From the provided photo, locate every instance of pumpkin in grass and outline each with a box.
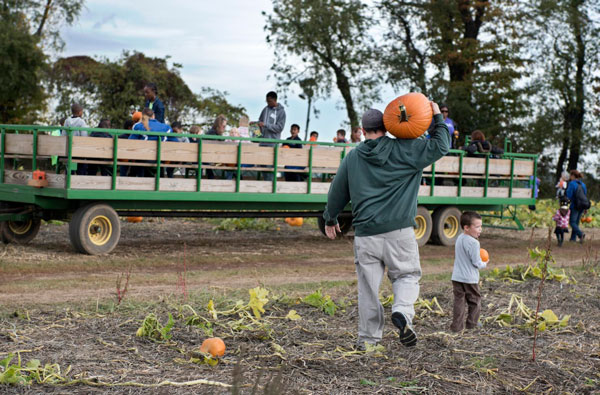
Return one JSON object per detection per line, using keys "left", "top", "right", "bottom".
{"left": 285, "top": 217, "right": 304, "bottom": 227}
{"left": 126, "top": 216, "right": 143, "bottom": 223}
{"left": 200, "top": 337, "right": 226, "bottom": 357}
{"left": 383, "top": 92, "right": 432, "bottom": 139}
{"left": 480, "top": 248, "right": 489, "bottom": 263}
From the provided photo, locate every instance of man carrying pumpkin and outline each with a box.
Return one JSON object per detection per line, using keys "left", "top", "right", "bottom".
{"left": 322, "top": 101, "right": 449, "bottom": 349}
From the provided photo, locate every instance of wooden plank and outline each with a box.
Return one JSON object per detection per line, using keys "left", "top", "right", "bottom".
{"left": 201, "top": 141, "right": 238, "bottom": 164}
{"left": 418, "top": 185, "right": 431, "bottom": 196}
{"left": 5, "top": 134, "right": 33, "bottom": 155}
{"left": 312, "top": 147, "right": 342, "bottom": 168}
{"left": 241, "top": 144, "right": 274, "bottom": 166}
{"left": 38, "top": 136, "right": 67, "bottom": 156}
{"left": 488, "top": 159, "right": 511, "bottom": 175}
{"left": 462, "top": 187, "right": 484, "bottom": 197}
{"left": 311, "top": 182, "right": 331, "bottom": 194}
{"left": 279, "top": 147, "right": 309, "bottom": 167}
{"left": 4, "top": 170, "right": 65, "bottom": 188}
{"left": 161, "top": 141, "right": 198, "bottom": 162}
{"left": 72, "top": 136, "right": 114, "bottom": 159}
{"left": 239, "top": 180, "right": 272, "bottom": 193}
{"left": 514, "top": 160, "right": 534, "bottom": 176}
{"left": 423, "top": 156, "right": 459, "bottom": 173}
{"left": 434, "top": 186, "right": 458, "bottom": 197}
{"left": 276, "top": 181, "right": 308, "bottom": 194}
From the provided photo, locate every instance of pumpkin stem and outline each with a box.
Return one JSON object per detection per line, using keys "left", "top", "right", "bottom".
{"left": 398, "top": 104, "right": 410, "bottom": 122}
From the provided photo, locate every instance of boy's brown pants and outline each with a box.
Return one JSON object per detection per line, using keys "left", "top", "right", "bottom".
{"left": 451, "top": 281, "right": 481, "bottom": 332}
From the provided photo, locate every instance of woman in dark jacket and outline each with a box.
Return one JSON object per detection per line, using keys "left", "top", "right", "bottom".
{"left": 464, "top": 130, "right": 504, "bottom": 157}
{"left": 566, "top": 169, "right": 587, "bottom": 243}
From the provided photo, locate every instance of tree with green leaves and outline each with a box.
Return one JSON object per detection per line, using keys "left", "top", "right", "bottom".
{"left": 0, "top": 4, "right": 47, "bottom": 123}
{"left": 264, "top": 0, "right": 380, "bottom": 127}
{"left": 380, "top": 0, "right": 531, "bottom": 142}
{"left": 526, "top": 0, "right": 600, "bottom": 179}
{"left": 49, "top": 52, "right": 247, "bottom": 128}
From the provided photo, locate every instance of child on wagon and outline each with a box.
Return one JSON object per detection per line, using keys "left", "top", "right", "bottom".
{"left": 451, "top": 211, "right": 488, "bottom": 332}
{"left": 552, "top": 203, "right": 570, "bottom": 247}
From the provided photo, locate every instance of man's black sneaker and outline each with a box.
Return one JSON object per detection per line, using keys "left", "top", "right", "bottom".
{"left": 391, "top": 312, "right": 417, "bottom": 347}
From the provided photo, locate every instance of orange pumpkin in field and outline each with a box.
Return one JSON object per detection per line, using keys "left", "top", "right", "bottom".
{"left": 383, "top": 92, "right": 432, "bottom": 139}
{"left": 285, "top": 217, "right": 304, "bottom": 227}
{"left": 126, "top": 216, "right": 143, "bottom": 223}
{"left": 480, "top": 248, "right": 489, "bottom": 263}
{"left": 200, "top": 337, "right": 226, "bottom": 357}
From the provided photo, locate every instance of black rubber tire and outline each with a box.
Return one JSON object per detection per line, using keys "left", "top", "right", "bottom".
{"left": 431, "top": 206, "right": 462, "bottom": 246}
{"left": 317, "top": 215, "right": 353, "bottom": 237}
{"left": 69, "top": 203, "right": 121, "bottom": 255}
{"left": 414, "top": 206, "right": 432, "bottom": 247}
{"left": 1, "top": 218, "right": 41, "bottom": 244}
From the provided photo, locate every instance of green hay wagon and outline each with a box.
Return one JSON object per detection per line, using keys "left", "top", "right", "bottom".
{"left": 0, "top": 125, "right": 537, "bottom": 254}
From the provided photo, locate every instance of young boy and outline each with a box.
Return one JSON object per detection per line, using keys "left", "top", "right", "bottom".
{"left": 334, "top": 129, "right": 348, "bottom": 143}
{"left": 284, "top": 124, "right": 303, "bottom": 181}
{"left": 552, "top": 203, "right": 570, "bottom": 247}
{"left": 62, "top": 103, "right": 88, "bottom": 137}
{"left": 451, "top": 211, "right": 488, "bottom": 332}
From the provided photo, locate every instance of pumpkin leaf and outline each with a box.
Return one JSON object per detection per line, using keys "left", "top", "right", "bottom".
{"left": 537, "top": 321, "right": 546, "bottom": 332}
{"left": 207, "top": 300, "right": 218, "bottom": 320}
{"left": 285, "top": 310, "right": 301, "bottom": 321}
{"left": 271, "top": 342, "right": 286, "bottom": 354}
{"left": 559, "top": 315, "right": 571, "bottom": 327}
{"left": 248, "top": 287, "right": 269, "bottom": 319}
{"left": 541, "top": 309, "right": 559, "bottom": 323}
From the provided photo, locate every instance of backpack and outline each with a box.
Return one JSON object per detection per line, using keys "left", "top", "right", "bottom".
{"left": 573, "top": 181, "right": 591, "bottom": 211}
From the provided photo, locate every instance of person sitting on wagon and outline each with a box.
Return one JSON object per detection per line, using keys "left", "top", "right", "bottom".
{"left": 128, "top": 108, "right": 174, "bottom": 177}
{"left": 333, "top": 129, "right": 348, "bottom": 143}
{"left": 463, "top": 130, "right": 504, "bottom": 157}
{"left": 88, "top": 119, "right": 113, "bottom": 176}
{"left": 283, "top": 124, "right": 304, "bottom": 182}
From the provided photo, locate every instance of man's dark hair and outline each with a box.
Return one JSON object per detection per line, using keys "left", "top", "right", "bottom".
{"left": 266, "top": 91, "right": 277, "bottom": 100}
{"left": 123, "top": 119, "right": 134, "bottom": 130}
{"left": 336, "top": 129, "right": 346, "bottom": 136}
{"left": 460, "top": 211, "right": 481, "bottom": 229}
{"left": 145, "top": 82, "right": 158, "bottom": 94}
{"left": 71, "top": 103, "right": 83, "bottom": 115}
{"left": 291, "top": 124, "right": 300, "bottom": 130}
{"left": 97, "top": 118, "right": 111, "bottom": 129}
{"left": 363, "top": 126, "right": 385, "bottom": 134}
{"left": 171, "top": 121, "right": 183, "bottom": 130}
{"left": 310, "top": 131, "right": 319, "bottom": 137}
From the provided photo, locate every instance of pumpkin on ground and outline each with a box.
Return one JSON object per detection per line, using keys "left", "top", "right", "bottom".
{"left": 285, "top": 217, "right": 304, "bottom": 227}
{"left": 480, "top": 248, "right": 489, "bottom": 263}
{"left": 383, "top": 92, "right": 432, "bottom": 139}
{"left": 200, "top": 337, "right": 226, "bottom": 357}
{"left": 126, "top": 216, "right": 143, "bottom": 223}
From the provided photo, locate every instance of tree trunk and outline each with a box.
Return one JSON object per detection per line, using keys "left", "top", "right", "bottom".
{"left": 35, "top": 0, "right": 53, "bottom": 37}
{"left": 334, "top": 70, "right": 359, "bottom": 128}
{"left": 566, "top": 2, "right": 585, "bottom": 171}
{"left": 555, "top": 134, "right": 570, "bottom": 181}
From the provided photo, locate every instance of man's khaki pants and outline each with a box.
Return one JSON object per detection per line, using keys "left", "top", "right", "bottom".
{"left": 354, "top": 227, "right": 422, "bottom": 344}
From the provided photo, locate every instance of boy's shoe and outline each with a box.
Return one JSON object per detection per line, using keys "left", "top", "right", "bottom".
{"left": 558, "top": 239, "right": 563, "bottom": 247}
{"left": 391, "top": 312, "right": 417, "bottom": 347}
{"left": 355, "top": 341, "right": 378, "bottom": 351}
{"left": 580, "top": 233, "right": 586, "bottom": 244}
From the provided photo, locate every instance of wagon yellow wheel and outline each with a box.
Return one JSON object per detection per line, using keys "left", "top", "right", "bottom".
{"left": 1, "top": 218, "right": 41, "bottom": 244}
{"left": 69, "top": 203, "right": 120, "bottom": 255}
{"left": 414, "top": 206, "right": 432, "bottom": 247}
{"left": 431, "top": 206, "right": 462, "bottom": 246}
{"left": 88, "top": 216, "right": 112, "bottom": 246}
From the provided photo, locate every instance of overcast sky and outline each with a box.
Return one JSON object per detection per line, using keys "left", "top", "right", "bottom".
{"left": 59, "top": 0, "right": 363, "bottom": 141}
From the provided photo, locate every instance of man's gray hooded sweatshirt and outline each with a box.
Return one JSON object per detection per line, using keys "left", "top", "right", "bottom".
{"left": 258, "top": 103, "right": 286, "bottom": 146}
{"left": 323, "top": 114, "right": 450, "bottom": 237}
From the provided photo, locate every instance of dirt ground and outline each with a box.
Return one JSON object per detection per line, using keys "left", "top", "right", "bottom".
{"left": 0, "top": 219, "right": 598, "bottom": 306}
{"left": 1, "top": 219, "right": 599, "bottom": 393}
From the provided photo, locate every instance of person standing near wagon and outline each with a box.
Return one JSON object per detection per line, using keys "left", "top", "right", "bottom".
{"left": 322, "top": 103, "right": 450, "bottom": 349}
{"left": 257, "top": 91, "right": 286, "bottom": 181}
{"left": 143, "top": 82, "right": 165, "bottom": 123}
{"left": 566, "top": 169, "right": 589, "bottom": 243}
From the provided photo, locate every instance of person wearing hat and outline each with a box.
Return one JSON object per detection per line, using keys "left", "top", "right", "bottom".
{"left": 322, "top": 102, "right": 450, "bottom": 350}
{"left": 552, "top": 203, "right": 570, "bottom": 247}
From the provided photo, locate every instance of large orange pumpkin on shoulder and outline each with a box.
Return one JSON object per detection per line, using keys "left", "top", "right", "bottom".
{"left": 383, "top": 92, "right": 432, "bottom": 139}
